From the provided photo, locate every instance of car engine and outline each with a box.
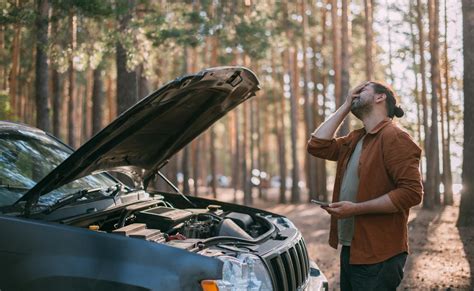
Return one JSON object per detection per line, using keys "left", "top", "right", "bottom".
{"left": 87, "top": 202, "right": 270, "bottom": 253}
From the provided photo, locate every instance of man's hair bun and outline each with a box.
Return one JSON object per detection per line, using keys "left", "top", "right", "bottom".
{"left": 394, "top": 106, "right": 404, "bottom": 118}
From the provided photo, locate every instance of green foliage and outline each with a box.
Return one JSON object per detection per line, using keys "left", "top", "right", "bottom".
{"left": 0, "top": 91, "right": 11, "bottom": 120}
{"left": 233, "top": 18, "right": 270, "bottom": 60}
{"left": 50, "top": 0, "right": 114, "bottom": 19}
{"left": 144, "top": 8, "right": 208, "bottom": 48}
{"left": 0, "top": 1, "right": 36, "bottom": 26}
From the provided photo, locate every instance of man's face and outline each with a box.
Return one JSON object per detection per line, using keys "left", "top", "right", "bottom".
{"left": 351, "top": 83, "right": 375, "bottom": 119}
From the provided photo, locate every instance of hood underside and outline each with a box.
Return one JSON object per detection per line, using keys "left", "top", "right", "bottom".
{"left": 21, "top": 67, "right": 259, "bottom": 205}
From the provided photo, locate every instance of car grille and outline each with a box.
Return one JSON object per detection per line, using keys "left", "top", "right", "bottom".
{"left": 267, "top": 238, "right": 310, "bottom": 291}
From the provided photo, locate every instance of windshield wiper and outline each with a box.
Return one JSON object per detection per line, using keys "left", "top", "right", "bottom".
{"left": 0, "top": 184, "right": 31, "bottom": 191}
{"left": 45, "top": 185, "right": 120, "bottom": 214}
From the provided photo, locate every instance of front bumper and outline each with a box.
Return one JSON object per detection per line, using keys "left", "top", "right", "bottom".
{"left": 304, "top": 261, "right": 329, "bottom": 291}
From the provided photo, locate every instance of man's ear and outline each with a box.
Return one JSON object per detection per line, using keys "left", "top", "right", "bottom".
{"left": 375, "top": 93, "right": 387, "bottom": 104}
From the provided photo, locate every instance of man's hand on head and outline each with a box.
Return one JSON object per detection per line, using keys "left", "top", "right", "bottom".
{"left": 322, "top": 201, "right": 359, "bottom": 219}
{"left": 344, "top": 81, "right": 369, "bottom": 109}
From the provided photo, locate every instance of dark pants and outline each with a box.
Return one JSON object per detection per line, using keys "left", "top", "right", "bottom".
{"left": 340, "top": 246, "right": 407, "bottom": 291}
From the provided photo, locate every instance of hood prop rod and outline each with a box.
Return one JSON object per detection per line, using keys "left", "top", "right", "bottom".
{"left": 156, "top": 171, "right": 197, "bottom": 208}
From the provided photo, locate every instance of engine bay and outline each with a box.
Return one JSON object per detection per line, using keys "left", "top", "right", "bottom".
{"left": 82, "top": 197, "right": 274, "bottom": 254}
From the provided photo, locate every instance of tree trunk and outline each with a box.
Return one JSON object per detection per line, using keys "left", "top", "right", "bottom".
{"left": 192, "top": 139, "right": 200, "bottom": 196}
{"left": 106, "top": 75, "right": 115, "bottom": 123}
{"left": 340, "top": 0, "right": 351, "bottom": 135}
{"left": 458, "top": 0, "right": 474, "bottom": 226}
{"left": 332, "top": 0, "right": 342, "bottom": 109}
{"left": 289, "top": 46, "right": 300, "bottom": 203}
{"left": 409, "top": 6, "right": 424, "bottom": 177}
{"left": 318, "top": 0, "right": 329, "bottom": 201}
{"left": 137, "top": 63, "right": 150, "bottom": 100}
{"left": 260, "top": 88, "right": 270, "bottom": 201}
{"left": 301, "top": 0, "right": 316, "bottom": 201}
{"left": 116, "top": 0, "right": 137, "bottom": 115}
{"left": 276, "top": 49, "right": 288, "bottom": 203}
{"left": 52, "top": 70, "right": 62, "bottom": 138}
{"left": 385, "top": 0, "right": 395, "bottom": 84}
{"left": 68, "top": 11, "right": 78, "bottom": 148}
{"left": 416, "top": 0, "right": 431, "bottom": 208}
{"left": 442, "top": 0, "right": 453, "bottom": 205}
{"left": 425, "top": 0, "right": 441, "bottom": 208}
{"left": 9, "top": 19, "right": 21, "bottom": 118}
{"left": 181, "top": 47, "right": 191, "bottom": 195}
{"left": 242, "top": 55, "right": 252, "bottom": 205}
{"left": 182, "top": 146, "right": 191, "bottom": 194}
{"left": 0, "top": 26, "right": 5, "bottom": 90}
{"left": 35, "top": 0, "right": 50, "bottom": 132}
{"left": 256, "top": 74, "right": 264, "bottom": 200}
{"left": 83, "top": 69, "right": 93, "bottom": 142}
{"left": 209, "top": 37, "right": 219, "bottom": 198}
{"left": 364, "top": 0, "right": 374, "bottom": 80}
{"left": 233, "top": 108, "right": 241, "bottom": 202}
{"left": 92, "top": 66, "right": 104, "bottom": 135}
{"left": 249, "top": 93, "right": 256, "bottom": 199}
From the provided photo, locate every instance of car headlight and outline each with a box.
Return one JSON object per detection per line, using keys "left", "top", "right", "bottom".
{"left": 201, "top": 253, "right": 273, "bottom": 291}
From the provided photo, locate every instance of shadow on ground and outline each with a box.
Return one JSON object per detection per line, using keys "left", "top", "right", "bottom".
{"left": 458, "top": 226, "right": 474, "bottom": 288}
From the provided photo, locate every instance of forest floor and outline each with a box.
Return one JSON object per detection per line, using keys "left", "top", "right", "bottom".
{"left": 203, "top": 188, "right": 474, "bottom": 290}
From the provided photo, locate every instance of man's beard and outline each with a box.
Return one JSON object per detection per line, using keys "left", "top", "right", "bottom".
{"left": 350, "top": 98, "right": 373, "bottom": 119}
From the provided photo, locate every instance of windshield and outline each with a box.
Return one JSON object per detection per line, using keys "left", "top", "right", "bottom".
{"left": 0, "top": 132, "right": 118, "bottom": 208}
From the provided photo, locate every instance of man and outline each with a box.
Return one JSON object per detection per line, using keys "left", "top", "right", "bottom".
{"left": 307, "top": 81, "right": 423, "bottom": 290}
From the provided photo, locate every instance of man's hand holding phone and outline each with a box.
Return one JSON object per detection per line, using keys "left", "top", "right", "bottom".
{"left": 311, "top": 199, "right": 330, "bottom": 207}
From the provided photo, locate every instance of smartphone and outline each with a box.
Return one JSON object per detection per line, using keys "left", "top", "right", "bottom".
{"left": 311, "top": 199, "right": 330, "bottom": 207}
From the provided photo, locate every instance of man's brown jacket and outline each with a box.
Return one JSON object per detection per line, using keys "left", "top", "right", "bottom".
{"left": 307, "top": 118, "right": 423, "bottom": 264}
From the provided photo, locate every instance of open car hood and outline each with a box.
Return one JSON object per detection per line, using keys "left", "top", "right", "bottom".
{"left": 21, "top": 67, "right": 259, "bottom": 206}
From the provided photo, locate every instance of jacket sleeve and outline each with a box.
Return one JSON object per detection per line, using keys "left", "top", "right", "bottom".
{"left": 384, "top": 131, "right": 424, "bottom": 211}
{"left": 306, "top": 134, "right": 352, "bottom": 162}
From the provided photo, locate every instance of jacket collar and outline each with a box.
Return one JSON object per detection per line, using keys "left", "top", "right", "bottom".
{"left": 364, "top": 117, "right": 392, "bottom": 135}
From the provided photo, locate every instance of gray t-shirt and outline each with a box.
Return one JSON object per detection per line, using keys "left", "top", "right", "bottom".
{"left": 338, "top": 136, "right": 365, "bottom": 246}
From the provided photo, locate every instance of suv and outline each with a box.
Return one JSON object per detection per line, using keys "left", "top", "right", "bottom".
{"left": 0, "top": 67, "right": 328, "bottom": 291}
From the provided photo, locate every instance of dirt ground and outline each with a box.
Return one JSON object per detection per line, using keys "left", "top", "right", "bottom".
{"left": 204, "top": 189, "right": 474, "bottom": 290}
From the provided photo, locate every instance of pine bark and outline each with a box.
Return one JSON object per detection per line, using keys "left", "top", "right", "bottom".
{"left": 9, "top": 19, "right": 21, "bottom": 118}
{"left": 84, "top": 69, "right": 93, "bottom": 142}
{"left": 317, "top": 0, "right": 329, "bottom": 201}
{"left": 0, "top": 26, "right": 5, "bottom": 90}
{"left": 442, "top": 0, "right": 453, "bottom": 205}
{"left": 35, "top": 0, "right": 50, "bottom": 132}
{"left": 273, "top": 49, "right": 287, "bottom": 204}
{"left": 106, "top": 75, "right": 115, "bottom": 123}
{"left": 426, "top": 0, "right": 441, "bottom": 208}
{"left": 137, "top": 63, "right": 150, "bottom": 100}
{"left": 340, "top": 0, "right": 351, "bottom": 135}
{"left": 385, "top": 0, "right": 395, "bottom": 84}
{"left": 52, "top": 70, "right": 62, "bottom": 138}
{"left": 416, "top": 0, "right": 430, "bottom": 144}
{"left": 409, "top": 6, "right": 424, "bottom": 176}
{"left": 364, "top": 0, "right": 374, "bottom": 80}
{"left": 116, "top": 0, "right": 137, "bottom": 115}
{"left": 181, "top": 47, "right": 191, "bottom": 195}
{"left": 332, "top": 0, "right": 342, "bottom": 109}
{"left": 289, "top": 46, "right": 301, "bottom": 203}
{"left": 92, "top": 66, "right": 104, "bottom": 135}
{"left": 242, "top": 55, "right": 252, "bottom": 205}
{"left": 68, "top": 11, "right": 78, "bottom": 148}
{"left": 416, "top": 0, "right": 431, "bottom": 203}
{"left": 301, "top": 0, "right": 316, "bottom": 201}
{"left": 233, "top": 108, "right": 241, "bottom": 202}
{"left": 209, "top": 37, "right": 219, "bottom": 198}
{"left": 458, "top": 0, "right": 474, "bottom": 226}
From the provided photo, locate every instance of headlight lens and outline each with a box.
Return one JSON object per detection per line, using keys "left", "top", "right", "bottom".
{"left": 215, "top": 253, "right": 273, "bottom": 290}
